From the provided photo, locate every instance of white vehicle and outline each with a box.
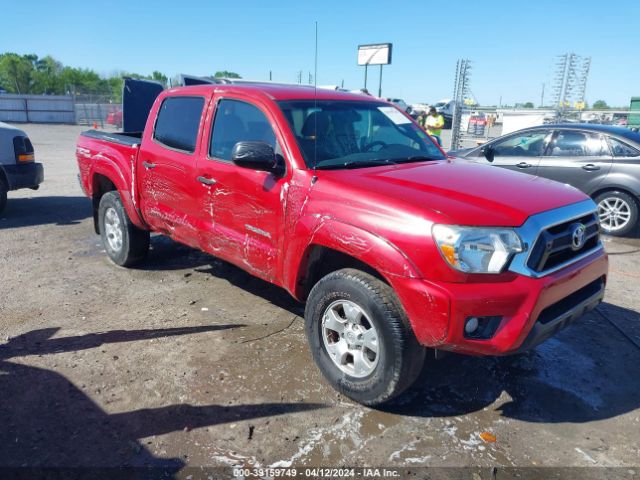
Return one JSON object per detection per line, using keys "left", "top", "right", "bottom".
{"left": 433, "top": 98, "right": 455, "bottom": 128}
{"left": 385, "top": 98, "right": 410, "bottom": 112}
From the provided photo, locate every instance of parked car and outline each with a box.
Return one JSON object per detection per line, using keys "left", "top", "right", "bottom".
{"left": 0, "top": 122, "right": 44, "bottom": 213}
{"left": 433, "top": 98, "right": 454, "bottom": 128}
{"left": 106, "top": 108, "right": 123, "bottom": 129}
{"left": 76, "top": 85, "right": 607, "bottom": 406}
{"left": 450, "top": 124, "right": 640, "bottom": 236}
{"left": 385, "top": 98, "right": 410, "bottom": 112}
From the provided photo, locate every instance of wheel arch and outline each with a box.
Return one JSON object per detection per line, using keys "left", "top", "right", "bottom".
{"left": 89, "top": 161, "right": 146, "bottom": 233}
{"left": 290, "top": 220, "right": 421, "bottom": 301}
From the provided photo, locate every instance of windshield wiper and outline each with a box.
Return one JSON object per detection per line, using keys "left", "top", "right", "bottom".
{"left": 315, "top": 158, "right": 398, "bottom": 170}
{"left": 391, "top": 155, "right": 442, "bottom": 164}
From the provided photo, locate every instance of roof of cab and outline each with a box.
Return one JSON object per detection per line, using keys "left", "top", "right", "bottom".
{"left": 164, "top": 83, "right": 384, "bottom": 103}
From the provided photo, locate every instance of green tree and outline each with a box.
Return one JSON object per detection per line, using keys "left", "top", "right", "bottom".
{"left": 214, "top": 70, "right": 241, "bottom": 79}
{"left": 32, "top": 55, "right": 64, "bottom": 94}
{"left": 523, "top": 102, "right": 534, "bottom": 108}
{"left": 593, "top": 100, "right": 609, "bottom": 109}
{"left": 0, "top": 53, "right": 36, "bottom": 93}
{"left": 150, "top": 71, "right": 168, "bottom": 86}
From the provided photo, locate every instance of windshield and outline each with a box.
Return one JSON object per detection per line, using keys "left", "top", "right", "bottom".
{"left": 278, "top": 100, "right": 445, "bottom": 169}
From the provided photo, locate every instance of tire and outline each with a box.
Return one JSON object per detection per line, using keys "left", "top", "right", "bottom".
{"left": 0, "top": 181, "right": 7, "bottom": 214}
{"left": 305, "top": 268, "right": 426, "bottom": 406}
{"left": 595, "top": 190, "right": 638, "bottom": 237}
{"left": 98, "top": 191, "right": 150, "bottom": 267}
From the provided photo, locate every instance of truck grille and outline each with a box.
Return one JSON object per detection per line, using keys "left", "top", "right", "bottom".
{"left": 526, "top": 213, "right": 600, "bottom": 273}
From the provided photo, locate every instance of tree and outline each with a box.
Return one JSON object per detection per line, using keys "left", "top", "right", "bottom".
{"left": 214, "top": 70, "right": 241, "bottom": 79}
{"left": 150, "top": 71, "right": 168, "bottom": 86}
{"left": 0, "top": 53, "right": 36, "bottom": 93}
{"left": 523, "top": 102, "right": 534, "bottom": 108}
{"left": 593, "top": 100, "right": 609, "bottom": 109}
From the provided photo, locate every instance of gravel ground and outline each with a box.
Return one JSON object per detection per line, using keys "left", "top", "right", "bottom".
{"left": 1, "top": 123, "right": 639, "bottom": 477}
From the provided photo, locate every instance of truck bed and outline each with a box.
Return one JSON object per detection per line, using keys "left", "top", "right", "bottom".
{"left": 80, "top": 129, "right": 143, "bottom": 146}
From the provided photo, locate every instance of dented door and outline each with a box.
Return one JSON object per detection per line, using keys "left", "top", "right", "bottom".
{"left": 195, "top": 95, "right": 289, "bottom": 282}
{"left": 137, "top": 95, "right": 207, "bottom": 247}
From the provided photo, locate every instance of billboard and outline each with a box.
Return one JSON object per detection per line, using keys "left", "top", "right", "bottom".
{"left": 357, "top": 43, "right": 392, "bottom": 66}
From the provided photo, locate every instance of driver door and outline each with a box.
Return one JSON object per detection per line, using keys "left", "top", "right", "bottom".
{"left": 194, "top": 96, "right": 289, "bottom": 282}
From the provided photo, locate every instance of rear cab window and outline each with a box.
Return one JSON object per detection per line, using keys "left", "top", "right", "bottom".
{"left": 153, "top": 96, "right": 205, "bottom": 153}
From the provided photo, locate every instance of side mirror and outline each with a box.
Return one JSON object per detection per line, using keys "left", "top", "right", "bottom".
{"left": 482, "top": 145, "right": 495, "bottom": 163}
{"left": 231, "top": 141, "right": 279, "bottom": 173}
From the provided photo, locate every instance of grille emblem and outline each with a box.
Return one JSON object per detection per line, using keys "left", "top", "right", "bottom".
{"left": 571, "top": 223, "right": 586, "bottom": 251}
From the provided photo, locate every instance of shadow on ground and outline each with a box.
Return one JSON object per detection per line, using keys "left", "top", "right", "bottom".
{"left": 140, "top": 236, "right": 304, "bottom": 317}
{"left": 388, "top": 302, "right": 640, "bottom": 423}
{"left": 0, "top": 326, "right": 325, "bottom": 472}
{"left": 0, "top": 196, "right": 91, "bottom": 228}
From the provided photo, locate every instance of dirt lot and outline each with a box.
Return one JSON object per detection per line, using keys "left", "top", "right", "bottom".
{"left": 1, "top": 123, "right": 639, "bottom": 476}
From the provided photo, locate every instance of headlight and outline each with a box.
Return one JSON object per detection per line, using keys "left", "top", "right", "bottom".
{"left": 432, "top": 224, "right": 523, "bottom": 273}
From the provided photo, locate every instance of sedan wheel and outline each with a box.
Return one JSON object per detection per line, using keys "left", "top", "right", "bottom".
{"left": 595, "top": 191, "right": 638, "bottom": 236}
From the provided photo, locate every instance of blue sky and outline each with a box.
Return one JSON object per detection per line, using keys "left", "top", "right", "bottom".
{"left": 2, "top": 0, "right": 638, "bottom": 106}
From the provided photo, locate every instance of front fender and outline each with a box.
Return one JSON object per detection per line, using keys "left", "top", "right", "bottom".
{"left": 284, "top": 215, "right": 422, "bottom": 299}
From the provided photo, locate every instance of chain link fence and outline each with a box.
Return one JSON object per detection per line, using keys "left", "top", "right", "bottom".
{"left": 73, "top": 94, "right": 121, "bottom": 127}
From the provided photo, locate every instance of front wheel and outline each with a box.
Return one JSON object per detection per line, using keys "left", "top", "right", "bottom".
{"left": 305, "top": 268, "right": 425, "bottom": 406}
{"left": 98, "top": 191, "right": 150, "bottom": 267}
{"left": 595, "top": 191, "right": 638, "bottom": 236}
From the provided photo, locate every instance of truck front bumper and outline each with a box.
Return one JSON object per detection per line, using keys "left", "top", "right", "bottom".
{"left": 391, "top": 248, "right": 608, "bottom": 356}
{"left": 3, "top": 163, "right": 44, "bottom": 190}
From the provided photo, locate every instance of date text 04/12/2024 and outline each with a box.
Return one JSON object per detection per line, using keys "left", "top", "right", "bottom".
{"left": 232, "top": 467, "right": 401, "bottom": 478}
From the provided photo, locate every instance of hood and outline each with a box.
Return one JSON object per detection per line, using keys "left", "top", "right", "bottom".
{"left": 315, "top": 159, "right": 589, "bottom": 227}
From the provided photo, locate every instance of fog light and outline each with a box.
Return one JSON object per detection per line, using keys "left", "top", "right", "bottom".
{"left": 464, "top": 316, "right": 503, "bottom": 339}
{"left": 465, "top": 317, "right": 479, "bottom": 334}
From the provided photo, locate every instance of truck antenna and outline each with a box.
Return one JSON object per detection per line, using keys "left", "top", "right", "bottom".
{"left": 313, "top": 21, "right": 318, "bottom": 172}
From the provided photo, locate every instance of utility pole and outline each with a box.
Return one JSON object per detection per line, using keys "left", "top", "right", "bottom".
{"left": 364, "top": 65, "right": 368, "bottom": 90}
{"left": 297, "top": 70, "right": 302, "bottom": 84}
{"left": 269, "top": 70, "right": 272, "bottom": 81}
{"left": 540, "top": 83, "right": 545, "bottom": 107}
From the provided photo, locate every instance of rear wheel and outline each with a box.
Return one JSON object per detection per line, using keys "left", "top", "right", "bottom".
{"left": 305, "top": 268, "right": 425, "bottom": 406}
{"left": 98, "top": 191, "right": 150, "bottom": 266}
{"left": 0, "top": 182, "right": 7, "bottom": 214}
{"left": 595, "top": 191, "right": 638, "bottom": 236}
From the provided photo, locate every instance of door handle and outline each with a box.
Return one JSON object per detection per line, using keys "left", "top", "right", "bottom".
{"left": 142, "top": 161, "right": 156, "bottom": 169}
{"left": 197, "top": 176, "right": 217, "bottom": 185}
{"left": 582, "top": 164, "right": 600, "bottom": 171}
{"left": 516, "top": 162, "right": 532, "bottom": 168}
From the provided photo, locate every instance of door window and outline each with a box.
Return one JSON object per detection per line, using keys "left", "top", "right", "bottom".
{"left": 608, "top": 137, "right": 640, "bottom": 157}
{"left": 153, "top": 96, "right": 205, "bottom": 153}
{"left": 492, "top": 131, "right": 549, "bottom": 157}
{"left": 549, "top": 131, "right": 607, "bottom": 157}
{"left": 209, "top": 99, "right": 278, "bottom": 161}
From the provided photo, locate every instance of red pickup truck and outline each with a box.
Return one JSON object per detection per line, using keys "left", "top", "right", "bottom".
{"left": 76, "top": 83, "right": 608, "bottom": 405}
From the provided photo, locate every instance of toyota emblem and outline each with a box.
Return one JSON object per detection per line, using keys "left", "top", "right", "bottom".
{"left": 571, "top": 223, "right": 586, "bottom": 251}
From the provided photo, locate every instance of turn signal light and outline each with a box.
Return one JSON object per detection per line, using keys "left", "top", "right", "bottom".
{"left": 18, "top": 153, "right": 35, "bottom": 163}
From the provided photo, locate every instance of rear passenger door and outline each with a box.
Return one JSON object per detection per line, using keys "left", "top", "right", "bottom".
{"left": 485, "top": 130, "right": 551, "bottom": 174}
{"left": 536, "top": 130, "right": 612, "bottom": 194}
{"left": 137, "top": 95, "right": 207, "bottom": 247}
